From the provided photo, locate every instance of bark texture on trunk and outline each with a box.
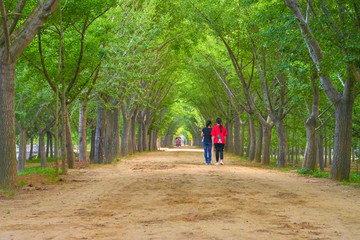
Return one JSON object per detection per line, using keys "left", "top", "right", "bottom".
{"left": 330, "top": 97, "right": 354, "bottom": 180}
{"left": 49, "top": 132, "right": 53, "bottom": 158}
{"left": 39, "top": 131, "right": 47, "bottom": 168}
{"left": 142, "top": 124, "right": 149, "bottom": 151}
{"left": 233, "top": 117, "right": 241, "bottom": 155}
{"left": 226, "top": 121, "right": 234, "bottom": 153}
{"left": 255, "top": 123, "right": 263, "bottom": 163}
{"left": 17, "top": 128, "right": 27, "bottom": 172}
{"left": 112, "top": 107, "right": 120, "bottom": 158}
{"left": 46, "top": 132, "right": 50, "bottom": 158}
{"left": 274, "top": 119, "right": 288, "bottom": 167}
{"left": 262, "top": 125, "right": 272, "bottom": 165}
{"left": 318, "top": 131, "right": 324, "bottom": 171}
{"left": 302, "top": 70, "right": 319, "bottom": 170}
{"left": 121, "top": 116, "right": 131, "bottom": 157}
{"left": 78, "top": 100, "right": 87, "bottom": 162}
{"left": 152, "top": 131, "right": 158, "bottom": 150}
{"left": 90, "top": 130, "right": 95, "bottom": 162}
{"left": 0, "top": 63, "right": 17, "bottom": 188}
{"left": 65, "top": 109, "right": 75, "bottom": 169}
{"left": 246, "top": 121, "right": 250, "bottom": 158}
{"left": 240, "top": 121, "right": 245, "bottom": 156}
{"left": 137, "top": 120, "right": 143, "bottom": 152}
{"left": 324, "top": 125, "right": 327, "bottom": 167}
{"left": 29, "top": 137, "right": 33, "bottom": 160}
{"left": 130, "top": 113, "right": 137, "bottom": 154}
{"left": 149, "top": 130, "right": 153, "bottom": 151}
{"left": 104, "top": 109, "right": 114, "bottom": 164}
{"left": 303, "top": 115, "right": 317, "bottom": 170}
{"left": 248, "top": 118, "right": 256, "bottom": 161}
{"left": 94, "top": 103, "right": 106, "bottom": 164}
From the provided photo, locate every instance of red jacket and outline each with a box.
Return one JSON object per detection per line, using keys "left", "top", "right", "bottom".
{"left": 211, "top": 125, "right": 228, "bottom": 144}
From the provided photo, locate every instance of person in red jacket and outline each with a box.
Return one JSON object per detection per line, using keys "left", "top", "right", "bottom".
{"left": 211, "top": 118, "right": 228, "bottom": 165}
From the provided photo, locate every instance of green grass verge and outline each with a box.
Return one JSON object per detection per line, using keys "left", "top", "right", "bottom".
{"left": 297, "top": 168, "right": 360, "bottom": 186}
{"left": 27, "top": 157, "right": 56, "bottom": 164}
{"left": 18, "top": 166, "right": 63, "bottom": 182}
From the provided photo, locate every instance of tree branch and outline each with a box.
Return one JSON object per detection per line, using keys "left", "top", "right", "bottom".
{"left": 0, "top": 0, "right": 11, "bottom": 63}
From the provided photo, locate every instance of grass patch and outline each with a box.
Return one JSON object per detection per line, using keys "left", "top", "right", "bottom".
{"left": 296, "top": 168, "right": 330, "bottom": 178}
{"left": 0, "top": 188, "right": 16, "bottom": 199}
{"left": 27, "top": 157, "right": 56, "bottom": 164}
{"left": 18, "top": 166, "right": 63, "bottom": 182}
{"left": 349, "top": 173, "right": 360, "bottom": 183}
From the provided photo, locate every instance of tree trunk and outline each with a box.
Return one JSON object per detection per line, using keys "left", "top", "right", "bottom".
{"left": 137, "top": 119, "right": 143, "bottom": 152}
{"left": 65, "top": 107, "right": 75, "bottom": 169}
{"left": 149, "top": 130, "right": 153, "bottom": 151}
{"left": 78, "top": 100, "right": 87, "bottom": 162}
{"left": 90, "top": 130, "right": 95, "bottom": 162}
{"left": 233, "top": 117, "right": 240, "bottom": 155}
{"left": 112, "top": 107, "right": 121, "bottom": 158}
{"left": 131, "top": 113, "right": 137, "bottom": 154}
{"left": 274, "top": 119, "right": 288, "bottom": 167}
{"left": 105, "top": 109, "right": 114, "bottom": 164}
{"left": 17, "top": 128, "right": 27, "bottom": 173}
{"left": 262, "top": 125, "right": 272, "bottom": 165}
{"left": 246, "top": 122, "right": 250, "bottom": 158}
{"left": 330, "top": 97, "right": 354, "bottom": 180}
{"left": 94, "top": 102, "right": 106, "bottom": 164}
{"left": 291, "top": 119, "right": 295, "bottom": 166}
{"left": 317, "top": 132, "right": 324, "bottom": 171}
{"left": 142, "top": 124, "right": 149, "bottom": 151}
{"left": 46, "top": 132, "right": 50, "bottom": 158}
{"left": 249, "top": 118, "right": 256, "bottom": 161}
{"left": 49, "top": 132, "right": 53, "bottom": 158}
{"left": 121, "top": 116, "right": 131, "bottom": 157}
{"left": 255, "top": 123, "right": 263, "bottom": 163}
{"left": 0, "top": 63, "right": 17, "bottom": 188}
{"left": 303, "top": 70, "right": 319, "bottom": 170}
{"left": 29, "top": 136, "right": 34, "bottom": 160}
{"left": 240, "top": 121, "right": 245, "bottom": 157}
{"left": 226, "top": 121, "right": 234, "bottom": 153}
{"left": 39, "top": 131, "right": 47, "bottom": 168}
{"left": 329, "top": 140, "right": 332, "bottom": 165}
{"left": 302, "top": 115, "right": 317, "bottom": 170}
{"left": 153, "top": 131, "right": 158, "bottom": 150}
{"left": 324, "top": 125, "right": 327, "bottom": 168}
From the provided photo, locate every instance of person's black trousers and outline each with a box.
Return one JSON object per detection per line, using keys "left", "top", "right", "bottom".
{"left": 214, "top": 143, "right": 225, "bottom": 162}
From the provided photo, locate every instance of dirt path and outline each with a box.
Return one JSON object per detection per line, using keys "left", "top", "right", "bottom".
{"left": 1, "top": 149, "right": 360, "bottom": 240}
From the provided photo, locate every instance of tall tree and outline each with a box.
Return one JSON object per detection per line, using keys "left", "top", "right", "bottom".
{"left": 0, "top": 0, "right": 60, "bottom": 189}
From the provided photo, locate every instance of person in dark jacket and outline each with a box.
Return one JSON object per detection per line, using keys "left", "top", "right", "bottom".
{"left": 201, "top": 120, "right": 213, "bottom": 165}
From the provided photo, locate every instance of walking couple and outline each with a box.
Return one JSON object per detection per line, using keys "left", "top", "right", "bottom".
{"left": 201, "top": 118, "right": 228, "bottom": 165}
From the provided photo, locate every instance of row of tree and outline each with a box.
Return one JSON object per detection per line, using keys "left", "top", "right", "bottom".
{"left": 0, "top": 0, "right": 185, "bottom": 189}
{"left": 172, "top": 0, "right": 360, "bottom": 181}
{"left": 1, "top": 0, "right": 360, "bottom": 189}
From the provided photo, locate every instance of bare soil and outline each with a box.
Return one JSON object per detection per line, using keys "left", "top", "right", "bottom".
{"left": 1, "top": 149, "right": 360, "bottom": 240}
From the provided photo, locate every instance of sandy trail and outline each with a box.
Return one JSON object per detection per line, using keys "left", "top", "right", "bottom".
{"left": 1, "top": 149, "right": 360, "bottom": 240}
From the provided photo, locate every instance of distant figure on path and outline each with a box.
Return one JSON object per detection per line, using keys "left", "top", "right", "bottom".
{"left": 211, "top": 118, "right": 228, "bottom": 165}
{"left": 201, "top": 120, "right": 213, "bottom": 165}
